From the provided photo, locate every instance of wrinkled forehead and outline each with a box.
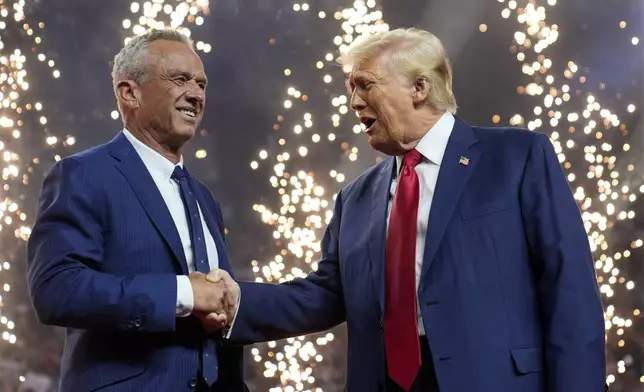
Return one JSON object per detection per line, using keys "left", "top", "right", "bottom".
{"left": 150, "top": 40, "right": 205, "bottom": 73}
{"left": 346, "top": 53, "right": 394, "bottom": 84}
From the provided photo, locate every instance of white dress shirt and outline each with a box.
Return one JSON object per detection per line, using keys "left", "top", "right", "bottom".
{"left": 387, "top": 112, "right": 455, "bottom": 335}
{"left": 123, "top": 129, "right": 220, "bottom": 317}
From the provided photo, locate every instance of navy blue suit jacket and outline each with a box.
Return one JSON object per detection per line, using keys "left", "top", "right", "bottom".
{"left": 27, "top": 132, "right": 246, "bottom": 392}
{"left": 229, "top": 118, "right": 606, "bottom": 391}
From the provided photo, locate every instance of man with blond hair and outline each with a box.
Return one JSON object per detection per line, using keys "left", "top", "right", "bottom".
{"left": 206, "top": 28, "right": 606, "bottom": 391}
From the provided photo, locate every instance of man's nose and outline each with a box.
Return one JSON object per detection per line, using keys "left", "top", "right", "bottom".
{"left": 350, "top": 91, "right": 366, "bottom": 111}
{"left": 186, "top": 83, "right": 205, "bottom": 104}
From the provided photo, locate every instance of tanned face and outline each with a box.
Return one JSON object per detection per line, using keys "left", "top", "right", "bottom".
{"left": 347, "top": 51, "right": 432, "bottom": 156}
{"left": 117, "top": 39, "right": 208, "bottom": 160}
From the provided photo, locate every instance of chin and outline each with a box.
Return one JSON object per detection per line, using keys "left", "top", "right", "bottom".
{"left": 168, "top": 127, "right": 196, "bottom": 147}
{"left": 369, "top": 140, "right": 396, "bottom": 156}
{"left": 369, "top": 137, "right": 399, "bottom": 156}
{"left": 177, "top": 122, "right": 198, "bottom": 135}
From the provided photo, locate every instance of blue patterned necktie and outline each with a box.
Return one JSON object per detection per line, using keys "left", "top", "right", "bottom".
{"left": 172, "top": 166, "right": 219, "bottom": 386}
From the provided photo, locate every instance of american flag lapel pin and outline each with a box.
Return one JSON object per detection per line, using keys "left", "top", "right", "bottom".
{"left": 459, "top": 156, "right": 470, "bottom": 166}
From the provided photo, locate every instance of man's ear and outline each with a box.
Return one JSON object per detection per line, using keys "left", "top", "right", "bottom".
{"left": 115, "top": 80, "right": 140, "bottom": 110}
{"left": 412, "top": 76, "right": 430, "bottom": 105}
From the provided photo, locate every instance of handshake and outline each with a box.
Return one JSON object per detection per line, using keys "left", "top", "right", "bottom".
{"left": 188, "top": 269, "right": 240, "bottom": 333}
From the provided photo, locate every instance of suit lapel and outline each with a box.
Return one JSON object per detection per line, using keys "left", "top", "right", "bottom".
{"left": 368, "top": 158, "right": 395, "bottom": 314}
{"left": 420, "top": 117, "right": 480, "bottom": 281}
{"left": 186, "top": 174, "right": 235, "bottom": 279}
{"left": 108, "top": 132, "right": 189, "bottom": 274}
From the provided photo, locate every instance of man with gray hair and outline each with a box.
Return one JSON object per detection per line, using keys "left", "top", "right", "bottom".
{"left": 27, "top": 28, "right": 246, "bottom": 391}
{"left": 208, "top": 28, "right": 607, "bottom": 391}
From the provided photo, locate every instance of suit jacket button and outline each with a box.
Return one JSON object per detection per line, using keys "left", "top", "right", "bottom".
{"left": 379, "top": 321, "right": 384, "bottom": 331}
{"left": 189, "top": 379, "right": 197, "bottom": 388}
{"left": 134, "top": 318, "right": 142, "bottom": 328}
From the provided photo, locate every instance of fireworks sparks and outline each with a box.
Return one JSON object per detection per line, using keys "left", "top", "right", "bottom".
{"left": 251, "top": 0, "right": 641, "bottom": 389}
{"left": 122, "top": 0, "right": 211, "bottom": 52}
{"left": 498, "top": 0, "right": 639, "bottom": 387}
{"left": 248, "top": 1, "right": 387, "bottom": 390}
{"left": 0, "top": 0, "right": 62, "bottom": 349}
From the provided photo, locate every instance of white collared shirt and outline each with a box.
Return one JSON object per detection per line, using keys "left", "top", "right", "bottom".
{"left": 387, "top": 112, "right": 455, "bottom": 335}
{"left": 123, "top": 129, "right": 220, "bottom": 317}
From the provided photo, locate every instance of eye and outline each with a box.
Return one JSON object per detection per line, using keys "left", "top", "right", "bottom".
{"left": 356, "top": 79, "right": 373, "bottom": 91}
{"left": 174, "top": 75, "right": 188, "bottom": 84}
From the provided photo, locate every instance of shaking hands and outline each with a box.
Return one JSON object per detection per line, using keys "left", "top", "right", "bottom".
{"left": 188, "top": 269, "right": 240, "bottom": 333}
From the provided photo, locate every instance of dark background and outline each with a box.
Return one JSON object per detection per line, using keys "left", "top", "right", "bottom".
{"left": 0, "top": 0, "right": 642, "bottom": 390}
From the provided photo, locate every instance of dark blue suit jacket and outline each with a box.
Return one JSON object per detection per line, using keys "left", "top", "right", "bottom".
{"left": 229, "top": 118, "right": 606, "bottom": 391}
{"left": 27, "top": 132, "right": 246, "bottom": 392}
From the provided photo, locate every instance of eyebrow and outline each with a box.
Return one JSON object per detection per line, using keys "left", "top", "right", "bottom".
{"left": 168, "top": 69, "right": 208, "bottom": 84}
{"left": 354, "top": 74, "right": 372, "bottom": 82}
{"left": 347, "top": 72, "right": 374, "bottom": 87}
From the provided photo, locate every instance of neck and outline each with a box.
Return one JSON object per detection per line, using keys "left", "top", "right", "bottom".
{"left": 125, "top": 123, "right": 182, "bottom": 164}
{"left": 400, "top": 109, "right": 446, "bottom": 151}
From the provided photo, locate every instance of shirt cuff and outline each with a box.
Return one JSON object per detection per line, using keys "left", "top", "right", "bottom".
{"left": 223, "top": 292, "right": 241, "bottom": 339}
{"left": 176, "top": 275, "right": 194, "bottom": 317}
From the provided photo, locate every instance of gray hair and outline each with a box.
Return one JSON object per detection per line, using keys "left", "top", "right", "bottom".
{"left": 111, "top": 28, "right": 193, "bottom": 89}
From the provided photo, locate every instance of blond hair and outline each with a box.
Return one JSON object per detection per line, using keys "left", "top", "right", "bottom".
{"left": 337, "top": 28, "right": 457, "bottom": 114}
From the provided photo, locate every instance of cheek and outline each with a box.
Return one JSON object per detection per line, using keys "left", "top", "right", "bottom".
{"left": 376, "top": 102, "right": 396, "bottom": 127}
{"left": 147, "top": 104, "right": 173, "bottom": 124}
{"left": 383, "top": 98, "right": 410, "bottom": 123}
{"left": 142, "top": 93, "right": 165, "bottom": 110}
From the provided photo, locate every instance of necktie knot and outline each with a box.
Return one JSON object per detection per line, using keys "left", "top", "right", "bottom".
{"left": 403, "top": 149, "right": 423, "bottom": 168}
{"left": 171, "top": 166, "right": 187, "bottom": 181}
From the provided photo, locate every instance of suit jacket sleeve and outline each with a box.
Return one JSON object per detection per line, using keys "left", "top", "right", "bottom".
{"left": 227, "top": 191, "right": 346, "bottom": 344}
{"left": 520, "top": 133, "right": 606, "bottom": 391}
{"left": 27, "top": 156, "right": 178, "bottom": 332}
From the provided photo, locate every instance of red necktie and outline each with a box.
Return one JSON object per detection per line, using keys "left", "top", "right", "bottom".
{"left": 384, "top": 149, "right": 422, "bottom": 391}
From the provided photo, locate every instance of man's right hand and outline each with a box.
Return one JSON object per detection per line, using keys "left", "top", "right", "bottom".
{"left": 205, "top": 269, "right": 240, "bottom": 322}
{"left": 188, "top": 272, "right": 228, "bottom": 329}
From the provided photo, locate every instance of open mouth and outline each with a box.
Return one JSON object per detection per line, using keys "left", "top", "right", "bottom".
{"left": 177, "top": 108, "right": 197, "bottom": 119}
{"left": 360, "top": 116, "right": 377, "bottom": 133}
